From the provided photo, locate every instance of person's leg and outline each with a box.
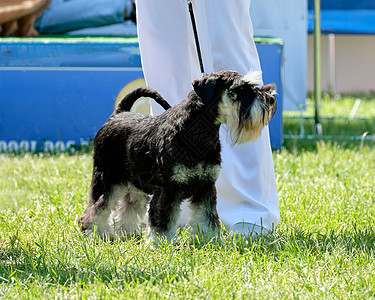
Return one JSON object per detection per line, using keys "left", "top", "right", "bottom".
{"left": 194, "top": 0, "right": 260, "bottom": 74}
{"left": 135, "top": 0, "right": 280, "bottom": 233}
{"left": 135, "top": 0, "right": 201, "bottom": 114}
{"left": 193, "top": 0, "right": 280, "bottom": 232}
{"left": 135, "top": 0, "right": 201, "bottom": 225}
{"left": 216, "top": 126, "right": 280, "bottom": 232}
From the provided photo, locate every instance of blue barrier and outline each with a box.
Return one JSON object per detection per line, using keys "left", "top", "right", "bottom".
{"left": 307, "top": 0, "right": 375, "bottom": 34}
{"left": 0, "top": 37, "right": 283, "bottom": 152}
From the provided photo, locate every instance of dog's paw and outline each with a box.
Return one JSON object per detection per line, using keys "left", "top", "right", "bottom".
{"left": 79, "top": 214, "right": 91, "bottom": 232}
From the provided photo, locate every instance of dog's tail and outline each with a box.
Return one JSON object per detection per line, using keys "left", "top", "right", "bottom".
{"left": 114, "top": 87, "right": 171, "bottom": 114}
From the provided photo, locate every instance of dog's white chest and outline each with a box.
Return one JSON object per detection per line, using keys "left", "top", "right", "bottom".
{"left": 171, "top": 163, "right": 220, "bottom": 184}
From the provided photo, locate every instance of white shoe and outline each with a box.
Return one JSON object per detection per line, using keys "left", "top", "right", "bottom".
{"left": 229, "top": 222, "right": 269, "bottom": 237}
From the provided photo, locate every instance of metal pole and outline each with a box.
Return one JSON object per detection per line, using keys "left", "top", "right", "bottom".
{"left": 314, "top": 0, "right": 322, "bottom": 135}
{"left": 328, "top": 33, "right": 336, "bottom": 96}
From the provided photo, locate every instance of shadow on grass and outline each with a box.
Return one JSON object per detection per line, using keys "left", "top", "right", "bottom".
{"left": 0, "top": 236, "right": 189, "bottom": 288}
{"left": 1, "top": 225, "right": 374, "bottom": 287}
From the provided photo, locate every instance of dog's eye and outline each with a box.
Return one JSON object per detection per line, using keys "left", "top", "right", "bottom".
{"left": 269, "top": 96, "right": 275, "bottom": 105}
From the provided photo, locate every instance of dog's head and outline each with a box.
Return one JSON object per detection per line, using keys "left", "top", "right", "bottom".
{"left": 192, "top": 70, "right": 276, "bottom": 145}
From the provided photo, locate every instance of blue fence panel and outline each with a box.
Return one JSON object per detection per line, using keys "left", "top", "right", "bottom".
{"left": 0, "top": 38, "right": 283, "bottom": 151}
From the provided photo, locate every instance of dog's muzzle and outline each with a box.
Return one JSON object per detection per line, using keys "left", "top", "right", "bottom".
{"left": 261, "top": 84, "right": 277, "bottom": 122}
{"left": 270, "top": 96, "right": 277, "bottom": 121}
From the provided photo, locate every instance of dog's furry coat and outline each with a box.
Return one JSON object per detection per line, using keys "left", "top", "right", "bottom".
{"left": 80, "top": 71, "right": 276, "bottom": 243}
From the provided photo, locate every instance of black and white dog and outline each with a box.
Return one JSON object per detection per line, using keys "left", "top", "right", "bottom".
{"left": 80, "top": 70, "right": 276, "bottom": 243}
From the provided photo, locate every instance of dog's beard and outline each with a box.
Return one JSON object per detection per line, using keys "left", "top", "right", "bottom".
{"left": 217, "top": 91, "right": 272, "bottom": 145}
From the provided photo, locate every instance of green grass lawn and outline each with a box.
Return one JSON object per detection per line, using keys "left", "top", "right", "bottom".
{"left": 283, "top": 93, "right": 375, "bottom": 151}
{"left": 1, "top": 94, "right": 375, "bottom": 298}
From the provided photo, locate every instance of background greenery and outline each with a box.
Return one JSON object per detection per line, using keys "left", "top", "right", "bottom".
{"left": 0, "top": 94, "right": 374, "bottom": 299}
{"left": 283, "top": 93, "right": 375, "bottom": 150}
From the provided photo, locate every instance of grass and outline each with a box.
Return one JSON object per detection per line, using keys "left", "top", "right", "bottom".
{"left": 283, "top": 93, "right": 375, "bottom": 150}
{"left": 1, "top": 94, "right": 375, "bottom": 298}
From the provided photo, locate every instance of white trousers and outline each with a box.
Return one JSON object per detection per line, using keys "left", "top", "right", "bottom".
{"left": 135, "top": 0, "right": 280, "bottom": 230}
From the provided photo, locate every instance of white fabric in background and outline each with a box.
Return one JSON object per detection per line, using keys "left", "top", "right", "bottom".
{"left": 135, "top": 0, "right": 280, "bottom": 230}
{"left": 251, "top": 0, "right": 308, "bottom": 110}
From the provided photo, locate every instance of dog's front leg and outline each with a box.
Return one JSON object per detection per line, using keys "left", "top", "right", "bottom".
{"left": 146, "top": 187, "right": 182, "bottom": 245}
{"left": 188, "top": 184, "right": 221, "bottom": 237}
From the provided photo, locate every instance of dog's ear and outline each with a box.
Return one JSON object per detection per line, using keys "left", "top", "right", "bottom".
{"left": 192, "top": 74, "right": 219, "bottom": 104}
{"left": 261, "top": 84, "right": 273, "bottom": 92}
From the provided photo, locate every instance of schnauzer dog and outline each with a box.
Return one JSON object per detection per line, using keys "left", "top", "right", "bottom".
{"left": 80, "top": 70, "right": 276, "bottom": 243}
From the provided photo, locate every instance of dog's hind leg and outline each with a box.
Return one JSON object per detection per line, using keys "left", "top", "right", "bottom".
{"left": 110, "top": 184, "right": 150, "bottom": 239}
{"left": 80, "top": 183, "right": 127, "bottom": 240}
{"left": 146, "top": 188, "right": 183, "bottom": 244}
{"left": 188, "top": 185, "right": 221, "bottom": 237}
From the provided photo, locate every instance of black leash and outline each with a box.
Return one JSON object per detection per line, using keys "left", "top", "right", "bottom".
{"left": 187, "top": 0, "right": 206, "bottom": 76}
